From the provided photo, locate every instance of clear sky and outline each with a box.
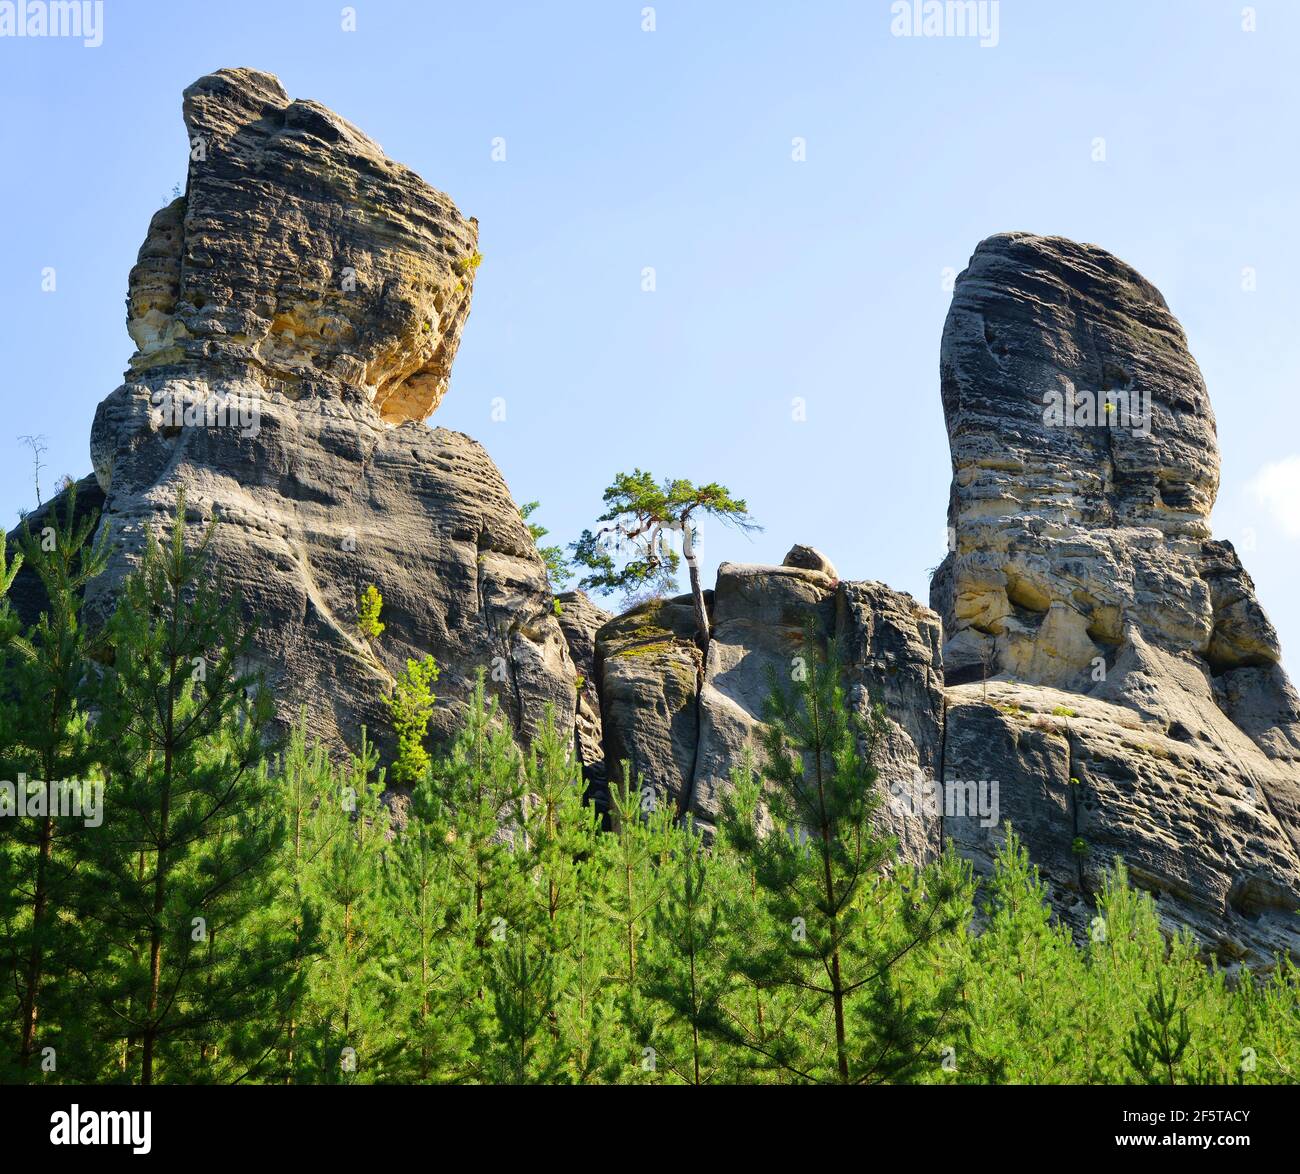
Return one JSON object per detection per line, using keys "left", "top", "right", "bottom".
{"left": 2, "top": 0, "right": 1298, "bottom": 677}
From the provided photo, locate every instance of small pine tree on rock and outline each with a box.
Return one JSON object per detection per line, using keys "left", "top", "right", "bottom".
{"left": 356, "top": 584, "right": 385, "bottom": 643}
{"left": 570, "top": 470, "right": 759, "bottom": 646}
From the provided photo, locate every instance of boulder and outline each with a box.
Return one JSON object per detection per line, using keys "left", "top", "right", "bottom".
{"left": 782, "top": 543, "right": 838, "bottom": 579}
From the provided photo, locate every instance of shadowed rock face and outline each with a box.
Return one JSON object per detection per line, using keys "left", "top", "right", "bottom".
{"left": 555, "top": 590, "right": 613, "bottom": 797}
{"left": 933, "top": 232, "right": 1300, "bottom": 966}
{"left": 81, "top": 69, "right": 575, "bottom": 757}
{"left": 6, "top": 477, "right": 106, "bottom": 630}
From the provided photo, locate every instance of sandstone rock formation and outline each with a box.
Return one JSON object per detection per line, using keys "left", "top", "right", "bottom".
{"left": 126, "top": 69, "right": 477, "bottom": 424}
{"left": 592, "top": 550, "right": 945, "bottom": 864}
{"left": 11, "top": 73, "right": 1296, "bottom": 969}
{"left": 585, "top": 236, "right": 1299, "bottom": 965}
{"left": 79, "top": 68, "right": 575, "bottom": 755}
{"left": 555, "top": 590, "right": 612, "bottom": 793}
{"left": 932, "top": 232, "right": 1300, "bottom": 965}
{"left": 594, "top": 592, "right": 707, "bottom": 815}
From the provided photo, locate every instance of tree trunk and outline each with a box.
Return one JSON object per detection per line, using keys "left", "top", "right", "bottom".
{"left": 812, "top": 698, "right": 850, "bottom": 1083}
{"left": 682, "top": 521, "right": 710, "bottom": 648}
{"left": 142, "top": 581, "right": 183, "bottom": 1086}
{"left": 18, "top": 806, "right": 53, "bottom": 1066}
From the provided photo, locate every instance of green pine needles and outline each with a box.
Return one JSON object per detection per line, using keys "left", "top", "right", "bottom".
{"left": 0, "top": 500, "right": 1296, "bottom": 1085}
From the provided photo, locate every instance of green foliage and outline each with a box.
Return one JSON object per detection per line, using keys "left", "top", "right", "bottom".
{"left": 2, "top": 517, "right": 1297, "bottom": 1086}
{"left": 950, "top": 840, "right": 1299, "bottom": 1084}
{"left": 293, "top": 733, "right": 392, "bottom": 1083}
{"left": 84, "top": 493, "right": 298, "bottom": 1084}
{"left": 519, "top": 501, "right": 572, "bottom": 592}
{"left": 1126, "top": 977, "right": 1193, "bottom": 1084}
{"left": 637, "top": 817, "right": 739, "bottom": 1084}
{"left": 387, "top": 655, "right": 440, "bottom": 785}
{"left": 570, "top": 470, "right": 759, "bottom": 618}
{"left": 356, "top": 584, "right": 385, "bottom": 643}
{"left": 455, "top": 250, "right": 484, "bottom": 276}
{"left": 0, "top": 484, "right": 108, "bottom": 1078}
{"left": 719, "top": 636, "right": 973, "bottom": 1083}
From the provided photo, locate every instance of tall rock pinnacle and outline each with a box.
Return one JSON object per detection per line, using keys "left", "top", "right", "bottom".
{"left": 85, "top": 69, "right": 575, "bottom": 755}
{"left": 933, "top": 233, "right": 1300, "bottom": 965}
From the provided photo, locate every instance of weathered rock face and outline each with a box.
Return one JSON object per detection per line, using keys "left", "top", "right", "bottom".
{"left": 933, "top": 232, "right": 1300, "bottom": 965}
{"left": 594, "top": 593, "right": 706, "bottom": 813}
{"left": 126, "top": 68, "right": 478, "bottom": 424}
{"left": 593, "top": 554, "right": 946, "bottom": 864}
{"left": 931, "top": 232, "right": 1283, "bottom": 692}
{"left": 82, "top": 69, "right": 575, "bottom": 756}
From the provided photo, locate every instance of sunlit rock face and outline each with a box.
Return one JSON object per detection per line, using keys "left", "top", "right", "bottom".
{"left": 83, "top": 69, "right": 575, "bottom": 758}
{"left": 126, "top": 68, "right": 479, "bottom": 424}
{"left": 932, "top": 232, "right": 1228, "bottom": 688}
{"left": 932, "top": 233, "right": 1300, "bottom": 966}
{"left": 592, "top": 558, "right": 946, "bottom": 867}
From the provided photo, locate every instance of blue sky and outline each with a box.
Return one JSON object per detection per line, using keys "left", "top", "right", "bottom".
{"left": 2, "top": 0, "right": 1298, "bottom": 676}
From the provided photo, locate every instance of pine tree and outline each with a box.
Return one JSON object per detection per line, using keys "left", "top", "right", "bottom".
{"left": 0, "top": 527, "right": 23, "bottom": 650}
{"left": 720, "top": 637, "right": 972, "bottom": 1084}
{"left": 951, "top": 827, "right": 1083, "bottom": 1083}
{"left": 356, "top": 584, "right": 385, "bottom": 643}
{"left": 551, "top": 892, "right": 623, "bottom": 1083}
{"left": 388, "top": 655, "right": 439, "bottom": 785}
{"left": 1125, "top": 977, "right": 1192, "bottom": 1085}
{"left": 591, "top": 764, "right": 676, "bottom": 1082}
{"left": 710, "top": 758, "right": 800, "bottom": 1083}
{"left": 570, "top": 470, "right": 759, "bottom": 645}
{"left": 484, "top": 705, "right": 615, "bottom": 1083}
{"left": 296, "top": 732, "right": 393, "bottom": 1084}
{"left": 266, "top": 718, "right": 330, "bottom": 1083}
{"left": 378, "top": 760, "right": 476, "bottom": 1083}
{"left": 0, "top": 486, "right": 108, "bottom": 1078}
{"left": 421, "top": 673, "right": 530, "bottom": 1078}
{"left": 85, "top": 494, "right": 295, "bottom": 1084}
{"left": 639, "top": 816, "right": 737, "bottom": 1084}
{"left": 482, "top": 935, "right": 564, "bottom": 1084}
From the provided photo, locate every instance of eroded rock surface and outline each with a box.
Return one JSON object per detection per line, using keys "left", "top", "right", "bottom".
{"left": 83, "top": 69, "right": 574, "bottom": 756}
{"left": 126, "top": 68, "right": 478, "bottom": 424}
{"left": 594, "top": 594, "right": 706, "bottom": 813}
{"left": 555, "top": 590, "right": 612, "bottom": 792}
{"left": 594, "top": 562, "right": 945, "bottom": 864}
{"left": 933, "top": 232, "right": 1300, "bottom": 964}
{"left": 945, "top": 680, "right": 1300, "bottom": 965}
